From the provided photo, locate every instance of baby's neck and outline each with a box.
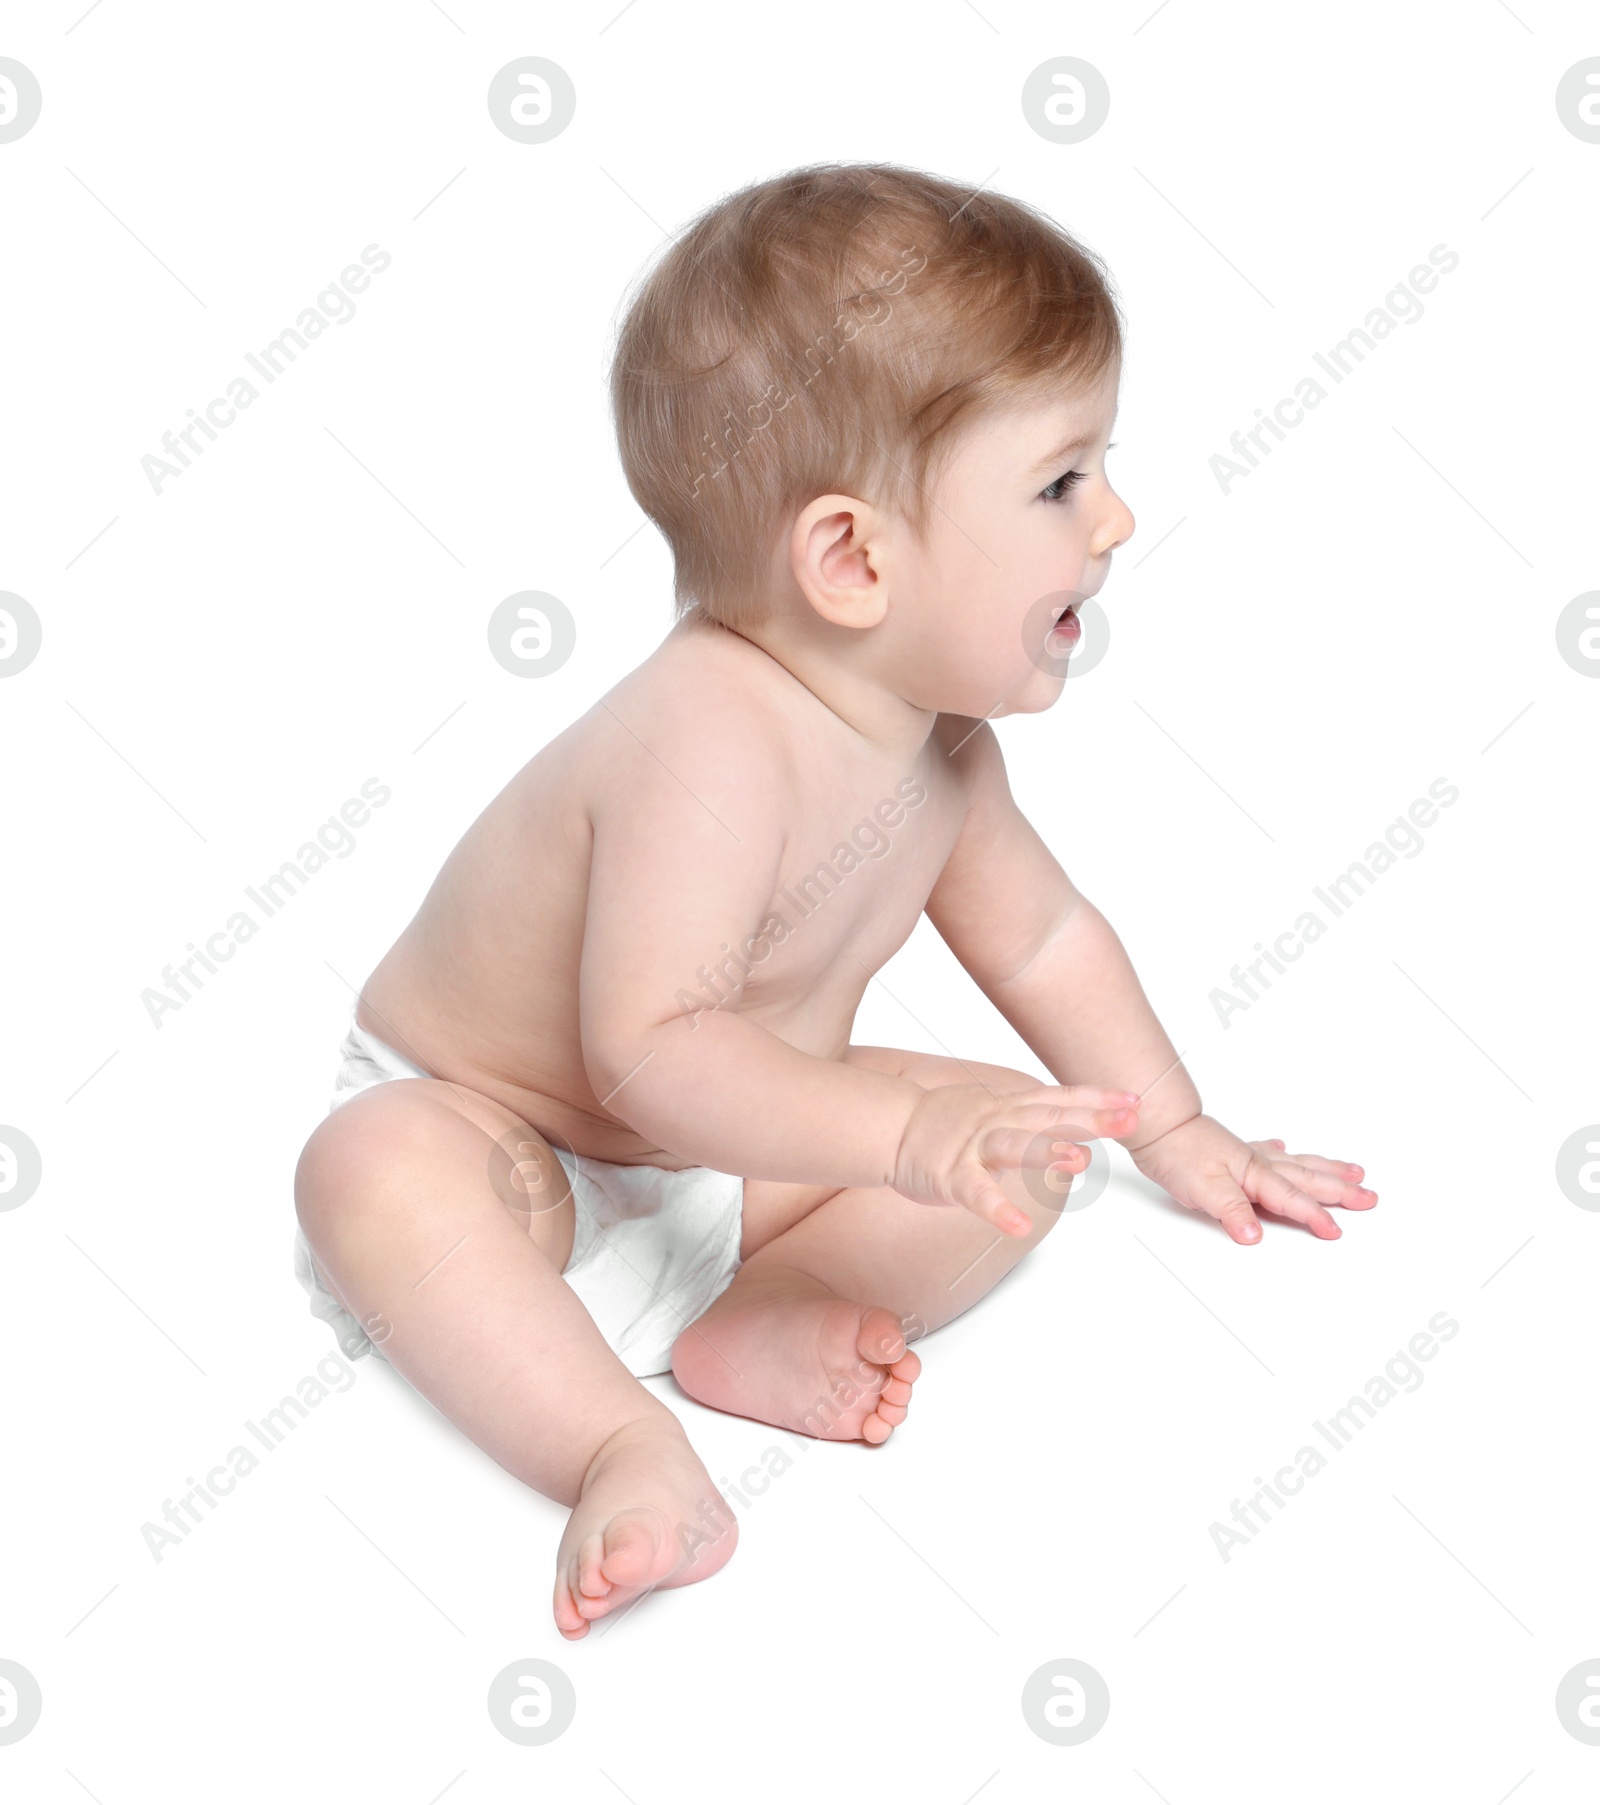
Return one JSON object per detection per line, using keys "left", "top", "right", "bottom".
{"left": 702, "top": 611, "right": 938, "bottom": 758}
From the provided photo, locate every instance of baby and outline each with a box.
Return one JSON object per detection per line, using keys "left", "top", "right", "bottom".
{"left": 292, "top": 162, "right": 1375, "bottom": 1641}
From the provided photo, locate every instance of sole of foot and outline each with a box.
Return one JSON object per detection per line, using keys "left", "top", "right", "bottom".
{"left": 672, "top": 1276, "right": 922, "bottom": 1444}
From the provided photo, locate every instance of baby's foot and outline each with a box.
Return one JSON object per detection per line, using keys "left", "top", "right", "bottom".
{"left": 552, "top": 1415, "right": 737, "bottom": 1640}
{"left": 671, "top": 1268, "right": 921, "bottom": 1444}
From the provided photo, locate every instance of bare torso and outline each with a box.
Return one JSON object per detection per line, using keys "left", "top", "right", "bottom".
{"left": 357, "top": 616, "right": 975, "bottom": 1169}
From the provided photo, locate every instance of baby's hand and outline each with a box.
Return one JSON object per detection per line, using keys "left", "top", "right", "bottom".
{"left": 1128, "top": 1113, "right": 1377, "bottom": 1243}
{"left": 892, "top": 1082, "right": 1141, "bottom": 1237}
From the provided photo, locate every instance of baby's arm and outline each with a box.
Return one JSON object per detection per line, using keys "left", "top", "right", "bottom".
{"left": 575, "top": 701, "right": 1137, "bottom": 1235}
{"left": 924, "top": 723, "right": 1375, "bottom": 1241}
{"left": 923, "top": 722, "right": 1200, "bottom": 1147}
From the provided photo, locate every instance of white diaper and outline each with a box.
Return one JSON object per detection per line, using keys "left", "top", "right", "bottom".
{"left": 292, "top": 1011, "right": 745, "bottom": 1378}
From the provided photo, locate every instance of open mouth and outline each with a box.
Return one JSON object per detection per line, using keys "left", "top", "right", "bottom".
{"left": 1048, "top": 601, "right": 1082, "bottom": 647}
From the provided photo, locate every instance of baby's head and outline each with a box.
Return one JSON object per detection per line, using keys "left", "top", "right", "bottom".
{"left": 610, "top": 162, "right": 1135, "bottom": 717}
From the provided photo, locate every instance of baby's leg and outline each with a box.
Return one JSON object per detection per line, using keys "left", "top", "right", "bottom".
{"left": 294, "top": 1077, "right": 736, "bottom": 1638}
{"left": 670, "top": 1048, "right": 1059, "bottom": 1442}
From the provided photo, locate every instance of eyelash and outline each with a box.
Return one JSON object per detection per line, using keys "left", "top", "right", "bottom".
{"left": 1040, "top": 441, "right": 1116, "bottom": 503}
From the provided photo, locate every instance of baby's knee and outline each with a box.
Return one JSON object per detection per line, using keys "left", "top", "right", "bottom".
{"left": 293, "top": 1079, "right": 461, "bottom": 1238}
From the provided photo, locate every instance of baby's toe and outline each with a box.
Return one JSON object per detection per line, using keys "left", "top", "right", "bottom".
{"left": 881, "top": 1375, "right": 914, "bottom": 1407}
{"left": 857, "top": 1307, "right": 909, "bottom": 1363}
{"left": 599, "top": 1506, "right": 668, "bottom": 1590}
{"left": 553, "top": 1573, "right": 591, "bottom": 1638}
{"left": 576, "top": 1532, "right": 611, "bottom": 1597}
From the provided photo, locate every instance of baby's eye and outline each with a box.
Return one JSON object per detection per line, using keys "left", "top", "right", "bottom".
{"left": 1041, "top": 469, "right": 1086, "bottom": 503}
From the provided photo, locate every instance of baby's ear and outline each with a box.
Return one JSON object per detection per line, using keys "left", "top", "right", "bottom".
{"left": 789, "top": 495, "right": 889, "bottom": 630}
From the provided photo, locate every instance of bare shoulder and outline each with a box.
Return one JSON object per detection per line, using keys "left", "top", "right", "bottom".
{"left": 583, "top": 618, "right": 798, "bottom": 831}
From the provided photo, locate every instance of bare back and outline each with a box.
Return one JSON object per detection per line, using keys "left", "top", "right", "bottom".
{"left": 358, "top": 616, "right": 977, "bottom": 1168}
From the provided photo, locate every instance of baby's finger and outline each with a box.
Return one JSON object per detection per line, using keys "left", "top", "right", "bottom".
{"left": 1280, "top": 1150, "right": 1374, "bottom": 1191}
{"left": 1247, "top": 1143, "right": 1376, "bottom": 1207}
{"left": 1006, "top": 1085, "right": 1141, "bottom": 1132}
{"left": 998, "top": 1099, "right": 1140, "bottom": 1140}
{"left": 979, "top": 1125, "right": 1094, "bottom": 1171}
{"left": 1209, "top": 1191, "right": 1265, "bottom": 1245}
{"left": 1248, "top": 1161, "right": 1341, "bottom": 1239}
{"left": 1273, "top": 1151, "right": 1350, "bottom": 1174}
{"left": 955, "top": 1166, "right": 1033, "bottom": 1237}
{"left": 1025, "top": 1083, "right": 1142, "bottom": 1110}
{"left": 1256, "top": 1142, "right": 1369, "bottom": 1184}
{"left": 1276, "top": 1157, "right": 1377, "bottom": 1208}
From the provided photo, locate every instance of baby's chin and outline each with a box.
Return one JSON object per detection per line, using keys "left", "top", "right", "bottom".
{"left": 977, "top": 670, "right": 1069, "bottom": 719}
{"left": 910, "top": 661, "right": 1067, "bottom": 720}
{"left": 991, "top": 689, "right": 1066, "bottom": 719}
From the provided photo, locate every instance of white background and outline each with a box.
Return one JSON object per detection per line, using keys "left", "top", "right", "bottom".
{"left": 2, "top": 1, "right": 1597, "bottom": 1799}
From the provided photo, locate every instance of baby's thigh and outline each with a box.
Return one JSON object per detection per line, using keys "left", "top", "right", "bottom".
{"left": 294, "top": 1075, "right": 577, "bottom": 1274}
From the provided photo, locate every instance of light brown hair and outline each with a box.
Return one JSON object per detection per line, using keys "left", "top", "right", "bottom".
{"left": 609, "top": 161, "right": 1123, "bottom": 629}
